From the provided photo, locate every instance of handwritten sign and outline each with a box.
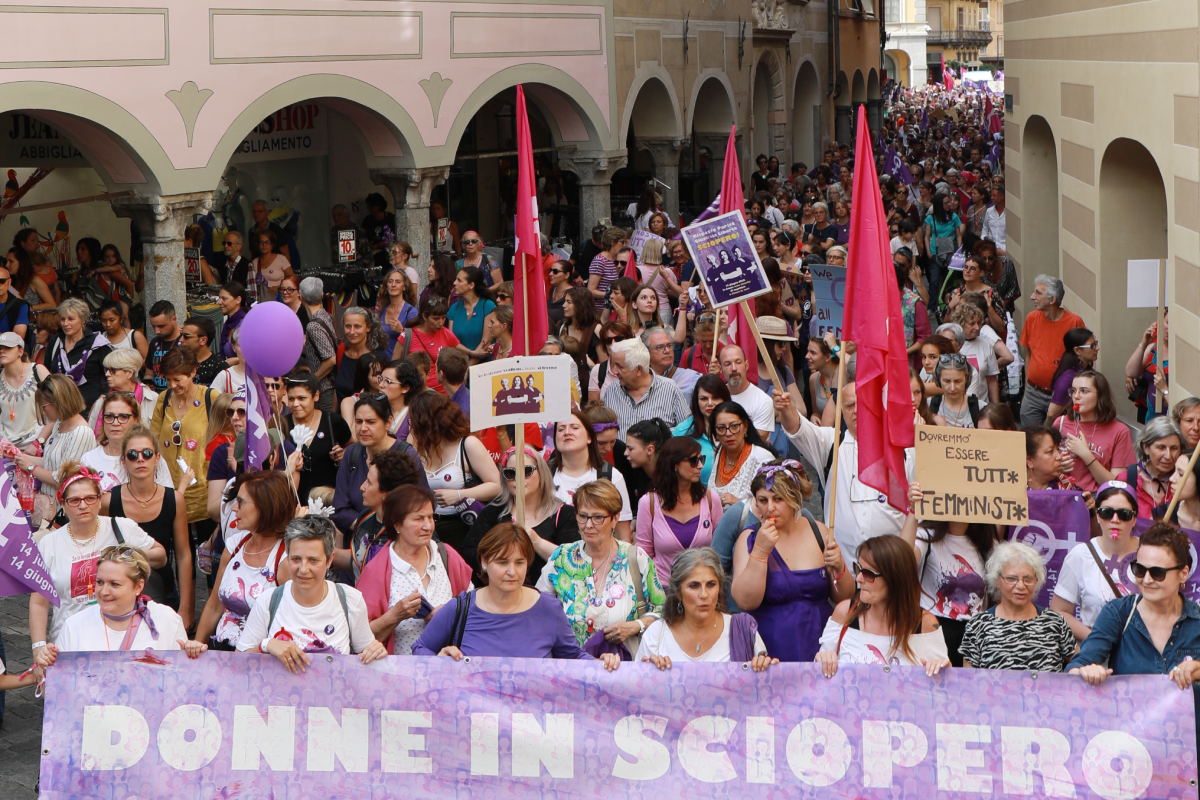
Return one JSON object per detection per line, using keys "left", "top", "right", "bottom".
{"left": 809, "top": 263, "right": 846, "bottom": 339}
{"left": 913, "top": 427, "right": 1028, "bottom": 523}
{"left": 469, "top": 355, "right": 573, "bottom": 427}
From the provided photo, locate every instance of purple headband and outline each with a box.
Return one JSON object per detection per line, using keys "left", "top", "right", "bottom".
{"left": 591, "top": 422, "right": 619, "bottom": 432}
{"left": 757, "top": 459, "right": 807, "bottom": 490}
{"left": 1096, "top": 480, "right": 1139, "bottom": 511}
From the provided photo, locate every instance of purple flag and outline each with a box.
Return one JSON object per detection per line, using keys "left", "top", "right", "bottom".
{"left": 673, "top": 194, "right": 722, "bottom": 240}
{"left": 0, "top": 459, "right": 59, "bottom": 605}
{"left": 943, "top": 117, "right": 952, "bottom": 136}
{"left": 1008, "top": 490, "right": 1092, "bottom": 607}
{"left": 996, "top": 69, "right": 1005, "bottom": 81}
{"left": 919, "top": 108, "right": 929, "bottom": 131}
{"left": 243, "top": 366, "right": 273, "bottom": 471}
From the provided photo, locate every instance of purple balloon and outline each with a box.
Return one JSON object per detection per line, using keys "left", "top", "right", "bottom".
{"left": 237, "top": 301, "right": 305, "bottom": 377}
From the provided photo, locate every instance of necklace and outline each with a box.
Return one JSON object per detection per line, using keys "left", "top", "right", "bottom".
{"left": 679, "top": 616, "right": 720, "bottom": 655}
{"left": 125, "top": 482, "right": 160, "bottom": 509}
{"left": 716, "top": 445, "right": 752, "bottom": 486}
{"left": 589, "top": 539, "right": 617, "bottom": 595}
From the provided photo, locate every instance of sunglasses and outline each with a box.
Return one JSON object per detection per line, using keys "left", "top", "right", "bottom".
{"left": 501, "top": 466, "right": 536, "bottom": 481}
{"left": 1130, "top": 562, "right": 1188, "bottom": 582}
{"left": 549, "top": 268, "right": 563, "bottom": 275}
{"left": 496, "top": 293, "right": 510, "bottom": 301}
{"left": 615, "top": 260, "right": 629, "bottom": 267}
{"left": 232, "top": 408, "right": 247, "bottom": 418}
{"left": 463, "top": 238, "right": 481, "bottom": 245}
{"left": 167, "top": 420, "right": 182, "bottom": 447}
{"left": 685, "top": 454, "right": 707, "bottom": 468}
{"left": 853, "top": 563, "right": 882, "bottom": 582}
{"left": 125, "top": 448, "right": 156, "bottom": 462}
{"left": 1096, "top": 507, "right": 1136, "bottom": 522}
{"left": 939, "top": 354, "right": 968, "bottom": 367}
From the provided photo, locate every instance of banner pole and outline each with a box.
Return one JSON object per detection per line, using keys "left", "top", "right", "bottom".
{"left": 1157, "top": 258, "right": 1167, "bottom": 415}
{"left": 741, "top": 301, "right": 784, "bottom": 395}
{"left": 514, "top": 250, "right": 530, "bottom": 530}
{"left": 825, "top": 349, "right": 849, "bottom": 531}
{"left": 711, "top": 307, "right": 722, "bottom": 368}
{"left": 1164, "top": 443, "right": 1200, "bottom": 522}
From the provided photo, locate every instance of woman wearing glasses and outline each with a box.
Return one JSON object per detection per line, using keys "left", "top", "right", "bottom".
{"left": 376, "top": 268, "right": 419, "bottom": 360}
{"left": 958, "top": 542, "right": 1076, "bottom": 672}
{"left": 87, "top": 349, "right": 156, "bottom": 431}
{"left": 1053, "top": 370, "right": 1135, "bottom": 492}
{"left": 377, "top": 359, "right": 423, "bottom": 442}
{"left": 284, "top": 372, "right": 350, "bottom": 504}
{"left": 12, "top": 375, "right": 95, "bottom": 526}
{"left": 44, "top": 297, "right": 112, "bottom": 410}
{"left": 28, "top": 462, "right": 166, "bottom": 666}
{"left": 636, "top": 437, "right": 722, "bottom": 580}
{"left": 277, "top": 275, "right": 307, "bottom": 327}
{"left": 546, "top": 261, "right": 572, "bottom": 325}
{"left": 464, "top": 447, "right": 578, "bottom": 580}
{"left": 447, "top": 266, "right": 496, "bottom": 359}
{"left": 83, "top": 392, "right": 174, "bottom": 492}
{"left": 1050, "top": 481, "right": 1141, "bottom": 642}
{"left": 708, "top": 401, "right": 775, "bottom": 508}
{"left": 1046, "top": 329, "right": 1099, "bottom": 423}
{"left": 0, "top": 329, "right": 48, "bottom": 450}
{"left": 456, "top": 230, "right": 500, "bottom": 287}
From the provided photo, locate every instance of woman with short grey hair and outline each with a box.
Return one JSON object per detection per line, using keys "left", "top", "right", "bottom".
{"left": 45, "top": 296, "right": 113, "bottom": 409}
{"left": 807, "top": 202, "right": 838, "bottom": 255}
{"left": 958, "top": 541, "right": 1075, "bottom": 672}
{"left": 1130, "top": 416, "right": 1184, "bottom": 516}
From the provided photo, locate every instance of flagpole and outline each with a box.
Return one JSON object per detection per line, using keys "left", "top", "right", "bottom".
{"left": 514, "top": 252, "right": 529, "bottom": 530}
{"left": 1164, "top": 440, "right": 1200, "bottom": 522}
{"left": 740, "top": 301, "right": 784, "bottom": 394}
{"left": 711, "top": 307, "right": 722, "bottom": 367}
{"left": 825, "top": 347, "right": 849, "bottom": 531}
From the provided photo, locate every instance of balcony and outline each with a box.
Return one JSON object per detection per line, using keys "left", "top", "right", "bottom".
{"left": 927, "top": 26, "right": 993, "bottom": 46}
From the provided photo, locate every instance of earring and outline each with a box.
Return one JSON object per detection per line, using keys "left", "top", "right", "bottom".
{"left": 676, "top": 600, "right": 684, "bottom": 615}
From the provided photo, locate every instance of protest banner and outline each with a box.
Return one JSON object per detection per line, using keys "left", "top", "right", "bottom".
{"left": 809, "top": 263, "right": 846, "bottom": 339}
{"left": 913, "top": 427, "right": 1028, "bottom": 524}
{"left": 469, "top": 355, "right": 573, "bottom": 428}
{"left": 40, "top": 652, "right": 1196, "bottom": 799}
{"left": 1008, "top": 489, "right": 1092, "bottom": 607}
{"left": 628, "top": 229, "right": 664, "bottom": 261}
{"left": 679, "top": 211, "right": 771, "bottom": 310}
{"left": 0, "top": 459, "right": 58, "bottom": 604}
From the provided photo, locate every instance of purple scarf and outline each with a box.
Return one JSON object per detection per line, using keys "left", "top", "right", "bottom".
{"left": 584, "top": 630, "right": 633, "bottom": 661}
{"left": 728, "top": 613, "right": 759, "bottom": 663}
{"left": 103, "top": 594, "right": 160, "bottom": 651}
{"left": 58, "top": 332, "right": 108, "bottom": 385}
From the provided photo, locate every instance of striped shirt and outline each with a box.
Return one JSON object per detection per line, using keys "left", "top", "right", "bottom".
{"left": 601, "top": 373, "right": 691, "bottom": 439}
{"left": 589, "top": 253, "right": 617, "bottom": 311}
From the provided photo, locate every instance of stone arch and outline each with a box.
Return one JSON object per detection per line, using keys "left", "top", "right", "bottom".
{"left": 834, "top": 72, "right": 852, "bottom": 144}
{"left": 620, "top": 71, "right": 683, "bottom": 147}
{"left": 867, "top": 69, "right": 881, "bottom": 99}
{"left": 751, "top": 50, "right": 786, "bottom": 172}
{"left": 1022, "top": 115, "right": 1059, "bottom": 307}
{"left": 852, "top": 70, "right": 867, "bottom": 104}
{"left": 791, "top": 59, "right": 822, "bottom": 167}
{"left": 688, "top": 75, "right": 736, "bottom": 135}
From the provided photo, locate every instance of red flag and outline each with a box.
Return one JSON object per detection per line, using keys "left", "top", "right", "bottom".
{"left": 512, "top": 85, "right": 548, "bottom": 357}
{"left": 842, "top": 105, "right": 914, "bottom": 513}
{"left": 715, "top": 126, "right": 760, "bottom": 386}
{"left": 623, "top": 248, "right": 639, "bottom": 280}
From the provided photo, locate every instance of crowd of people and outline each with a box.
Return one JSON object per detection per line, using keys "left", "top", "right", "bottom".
{"left": 3, "top": 79, "right": 1200, "bottom": 741}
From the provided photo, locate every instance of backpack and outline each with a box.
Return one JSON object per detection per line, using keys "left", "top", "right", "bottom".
{"left": 266, "top": 583, "right": 351, "bottom": 640}
{"left": 928, "top": 395, "right": 980, "bottom": 426}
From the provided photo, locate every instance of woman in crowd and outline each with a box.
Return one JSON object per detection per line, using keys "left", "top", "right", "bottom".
{"left": 928, "top": 353, "right": 976, "bottom": 428}
{"left": 1054, "top": 370, "right": 1136, "bottom": 491}
{"left": 44, "top": 298, "right": 111, "bottom": 409}
{"left": 89, "top": 349, "right": 156, "bottom": 430}
{"left": 388, "top": 240, "right": 420, "bottom": 287}
{"left": 204, "top": 394, "right": 247, "bottom": 520}
{"left": 447, "top": 265, "right": 495, "bottom": 359}
{"left": 816, "top": 535, "right": 950, "bottom": 674}
{"left": 1025, "top": 426, "right": 1071, "bottom": 491}
{"left": 407, "top": 390, "right": 500, "bottom": 553}
{"left": 13, "top": 375, "right": 95, "bottom": 526}
{"left": 559, "top": 286, "right": 602, "bottom": 379}
{"left": 709, "top": 401, "right": 775, "bottom": 507}
{"left": 959, "top": 542, "right": 1076, "bottom": 672}
{"left": 1046, "top": 328, "right": 1098, "bottom": 422}
{"left": 547, "top": 410, "right": 633, "bottom": 541}
{"left": 249, "top": 229, "right": 292, "bottom": 302}
{"left": 456, "top": 230, "right": 500, "bottom": 287}
{"left": 420, "top": 253, "right": 458, "bottom": 307}
{"left": 100, "top": 426, "right": 191, "bottom": 625}
{"left": 334, "top": 450, "right": 422, "bottom": 582}
{"left": 1068, "top": 524, "right": 1200, "bottom": 697}
{"left": 630, "top": 285, "right": 660, "bottom": 335}
{"left": 583, "top": 404, "right": 619, "bottom": 462}
{"left": 1128, "top": 417, "right": 1184, "bottom": 515}
{"left": 379, "top": 359, "right": 424, "bottom": 441}
{"left": 358, "top": 485, "right": 473, "bottom": 654}
{"left": 335, "top": 306, "right": 383, "bottom": 404}
{"left": 211, "top": 326, "right": 246, "bottom": 395}
{"left": 376, "top": 268, "right": 419, "bottom": 360}
{"left": 1163, "top": 451, "right": 1200, "bottom": 530}
{"left": 671, "top": 375, "right": 730, "bottom": 486}
{"left": 8, "top": 247, "right": 55, "bottom": 317}
{"left": 732, "top": 459, "right": 854, "bottom": 662}
{"left": 32, "top": 310, "right": 57, "bottom": 366}
{"left": 921, "top": 193, "right": 962, "bottom": 294}
{"left": 806, "top": 202, "right": 838, "bottom": 254}
{"left": 0, "top": 329, "right": 48, "bottom": 448}
{"left": 195, "top": 471, "right": 293, "bottom": 650}
{"left": 805, "top": 336, "right": 841, "bottom": 426}
{"left": 1050, "top": 480, "right": 1140, "bottom": 641}
{"left": 97, "top": 300, "right": 148, "bottom": 360}
{"left": 902, "top": 481, "right": 1002, "bottom": 666}
{"left": 637, "top": 240, "right": 679, "bottom": 326}
{"left": 977, "top": 403, "right": 1018, "bottom": 431}
{"left": 669, "top": 240, "right": 694, "bottom": 293}
{"left": 945, "top": 256, "right": 1007, "bottom": 338}
{"left": 603, "top": 276, "right": 638, "bottom": 330}
{"left": 546, "top": 260, "right": 572, "bottom": 326}
{"left": 1173, "top": 396, "right": 1200, "bottom": 451}
{"left": 464, "top": 447, "right": 578, "bottom": 579}
{"left": 636, "top": 437, "right": 722, "bottom": 579}
{"left": 203, "top": 393, "right": 236, "bottom": 462}
{"left": 83, "top": 392, "right": 173, "bottom": 492}
{"left": 404, "top": 296, "right": 460, "bottom": 394}
{"left": 911, "top": 370, "right": 944, "bottom": 426}
{"left": 277, "top": 275, "right": 306, "bottom": 327}
{"left": 486, "top": 304, "right": 513, "bottom": 362}
{"left": 284, "top": 372, "right": 351, "bottom": 504}
{"left": 587, "top": 321, "right": 633, "bottom": 400}
{"left": 1125, "top": 313, "right": 1169, "bottom": 423}
{"left": 338, "top": 352, "right": 385, "bottom": 431}
{"left": 414, "top": 523, "right": 619, "bottom": 669}
{"left": 832, "top": 199, "right": 852, "bottom": 244}
{"left": 640, "top": 548, "right": 775, "bottom": 669}
{"left": 624, "top": 417, "right": 670, "bottom": 494}
{"left": 217, "top": 282, "right": 251, "bottom": 362}
{"left": 538, "top": 480, "right": 663, "bottom": 657}
{"left": 29, "top": 462, "right": 166, "bottom": 663}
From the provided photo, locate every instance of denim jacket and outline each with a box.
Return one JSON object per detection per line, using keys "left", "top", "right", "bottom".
{"left": 1066, "top": 593, "right": 1200, "bottom": 677}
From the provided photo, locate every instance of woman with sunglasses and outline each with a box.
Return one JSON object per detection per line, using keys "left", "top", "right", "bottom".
{"left": 456, "top": 230, "right": 500, "bottom": 287}
{"left": 338, "top": 351, "right": 385, "bottom": 433}
{"left": 29, "top": 462, "right": 166, "bottom": 666}
{"left": 636, "top": 436, "right": 722, "bottom": 580}
{"left": 285, "top": 372, "right": 351, "bottom": 505}
{"left": 545, "top": 260, "right": 573, "bottom": 326}
{"left": 0, "top": 328, "right": 49, "bottom": 450}
{"left": 204, "top": 394, "right": 247, "bottom": 521}
{"left": 537, "top": 480, "right": 663, "bottom": 658}
{"left": 13, "top": 374, "right": 95, "bottom": 526}
{"left": 548, "top": 409, "right": 633, "bottom": 543}
{"left": 83, "top": 391, "right": 175, "bottom": 492}
{"left": 558, "top": 286, "right": 602, "bottom": 379}
{"left": 1050, "top": 481, "right": 1141, "bottom": 642}
{"left": 671, "top": 375, "right": 731, "bottom": 486}
{"left": 1052, "top": 370, "right": 1135, "bottom": 492}
{"left": 733, "top": 459, "right": 854, "bottom": 662}
{"left": 816, "top": 535, "right": 949, "bottom": 676}
{"left": 709, "top": 401, "right": 775, "bottom": 508}
{"left": 447, "top": 266, "right": 496, "bottom": 359}
{"left": 464, "top": 446, "right": 578, "bottom": 580}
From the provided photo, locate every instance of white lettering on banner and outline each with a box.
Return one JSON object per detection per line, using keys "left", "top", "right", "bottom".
{"left": 745, "top": 716, "right": 775, "bottom": 784}
{"left": 381, "top": 710, "right": 434, "bottom": 774}
{"left": 1081, "top": 731, "right": 1153, "bottom": 800}
{"left": 937, "top": 723, "right": 992, "bottom": 792}
{"left": 80, "top": 705, "right": 149, "bottom": 770}
{"left": 1000, "top": 726, "right": 1076, "bottom": 797}
{"left": 307, "top": 708, "right": 368, "bottom": 773}
{"left": 786, "top": 718, "right": 852, "bottom": 786}
{"left": 612, "top": 715, "right": 670, "bottom": 781}
{"left": 862, "top": 720, "right": 929, "bottom": 788}
{"left": 232, "top": 705, "right": 295, "bottom": 771}
{"left": 470, "top": 712, "right": 499, "bottom": 776}
{"left": 512, "top": 713, "right": 574, "bottom": 778}
{"left": 677, "top": 715, "right": 738, "bottom": 783}
{"left": 157, "top": 704, "right": 221, "bottom": 772}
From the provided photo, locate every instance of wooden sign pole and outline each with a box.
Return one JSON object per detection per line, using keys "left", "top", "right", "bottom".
{"left": 514, "top": 253, "right": 529, "bottom": 530}
{"left": 825, "top": 349, "right": 849, "bottom": 530}
{"left": 740, "top": 301, "right": 784, "bottom": 394}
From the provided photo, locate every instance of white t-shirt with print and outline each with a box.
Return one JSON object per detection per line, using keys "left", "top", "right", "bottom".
{"left": 640, "top": 613, "right": 766, "bottom": 663}
{"left": 37, "top": 517, "right": 158, "bottom": 643}
{"left": 552, "top": 467, "right": 633, "bottom": 522}
{"left": 237, "top": 580, "right": 375, "bottom": 655}
{"left": 1053, "top": 541, "right": 1132, "bottom": 627}
{"left": 915, "top": 529, "right": 988, "bottom": 621}
{"left": 958, "top": 336, "right": 998, "bottom": 407}
{"left": 57, "top": 601, "right": 187, "bottom": 652}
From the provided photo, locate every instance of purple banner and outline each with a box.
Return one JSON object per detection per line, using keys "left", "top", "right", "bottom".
{"left": 680, "top": 211, "right": 772, "bottom": 310}
{"left": 40, "top": 652, "right": 1196, "bottom": 798}
{"left": 0, "top": 458, "right": 58, "bottom": 604}
{"left": 1008, "top": 489, "right": 1092, "bottom": 607}
{"left": 243, "top": 365, "right": 273, "bottom": 471}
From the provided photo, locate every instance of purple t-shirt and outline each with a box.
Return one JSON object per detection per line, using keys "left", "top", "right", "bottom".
{"left": 1050, "top": 366, "right": 1079, "bottom": 407}
{"left": 452, "top": 385, "right": 471, "bottom": 423}
{"left": 413, "top": 590, "right": 592, "bottom": 659}
{"left": 665, "top": 513, "right": 700, "bottom": 549}
{"left": 590, "top": 253, "right": 617, "bottom": 310}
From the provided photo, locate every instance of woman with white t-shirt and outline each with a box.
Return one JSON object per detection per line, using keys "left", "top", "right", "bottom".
{"left": 239, "top": 517, "right": 387, "bottom": 671}
{"left": 28, "top": 462, "right": 166, "bottom": 665}
{"left": 1050, "top": 481, "right": 1140, "bottom": 641}
{"left": 640, "top": 547, "right": 776, "bottom": 670}
{"left": 547, "top": 409, "right": 633, "bottom": 542}
{"left": 82, "top": 392, "right": 175, "bottom": 492}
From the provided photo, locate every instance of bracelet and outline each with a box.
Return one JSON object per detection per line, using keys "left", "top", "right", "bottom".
{"left": 1085, "top": 458, "right": 1097, "bottom": 467}
{"left": 832, "top": 563, "right": 848, "bottom": 582}
{"left": 31, "top": 640, "right": 46, "bottom": 650}
{"left": 457, "top": 490, "right": 462, "bottom": 502}
{"left": 750, "top": 549, "right": 771, "bottom": 563}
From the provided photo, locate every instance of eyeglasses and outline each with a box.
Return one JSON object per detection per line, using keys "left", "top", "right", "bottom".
{"left": 124, "top": 448, "right": 156, "bottom": 462}
{"left": 853, "top": 563, "right": 882, "bottom": 582}
{"left": 377, "top": 376, "right": 400, "bottom": 388}
{"left": 714, "top": 421, "right": 744, "bottom": 435}
{"left": 1078, "top": 341, "right": 1100, "bottom": 350}
{"left": 577, "top": 513, "right": 612, "bottom": 528}
{"left": 264, "top": 382, "right": 282, "bottom": 390}
{"left": 279, "top": 287, "right": 297, "bottom": 295}
{"left": 64, "top": 493, "right": 100, "bottom": 509}
{"left": 938, "top": 354, "right": 968, "bottom": 367}
{"left": 501, "top": 465, "right": 536, "bottom": 481}
{"left": 1131, "top": 562, "right": 1187, "bottom": 582}
{"left": 1000, "top": 575, "right": 1038, "bottom": 587}
{"left": 647, "top": 343, "right": 673, "bottom": 353}
{"left": 1096, "top": 507, "right": 1136, "bottom": 522}
{"left": 102, "top": 413, "right": 134, "bottom": 424}
{"left": 1067, "top": 387, "right": 1094, "bottom": 397}
{"left": 463, "top": 238, "right": 481, "bottom": 245}
{"left": 685, "top": 454, "right": 707, "bottom": 468}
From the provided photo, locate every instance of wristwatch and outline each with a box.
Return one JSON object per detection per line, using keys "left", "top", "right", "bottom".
{"left": 261, "top": 638, "right": 273, "bottom": 654}
{"left": 24, "top": 462, "right": 34, "bottom": 473}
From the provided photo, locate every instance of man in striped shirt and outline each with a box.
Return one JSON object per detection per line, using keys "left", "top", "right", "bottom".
{"left": 601, "top": 337, "right": 690, "bottom": 439}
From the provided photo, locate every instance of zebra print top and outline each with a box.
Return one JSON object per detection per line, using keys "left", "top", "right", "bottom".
{"left": 959, "top": 606, "right": 1076, "bottom": 672}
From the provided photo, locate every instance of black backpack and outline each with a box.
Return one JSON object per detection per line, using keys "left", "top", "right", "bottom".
{"left": 928, "top": 395, "right": 981, "bottom": 427}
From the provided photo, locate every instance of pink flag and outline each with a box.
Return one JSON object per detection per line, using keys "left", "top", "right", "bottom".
{"left": 841, "top": 105, "right": 914, "bottom": 513}
{"left": 716, "top": 126, "right": 760, "bottom": 386}
{"left": 512, "top": 85, "right": 549, "bottom": 357}
{"left": 623, "top": 248, "right": 639, "bottom": 281}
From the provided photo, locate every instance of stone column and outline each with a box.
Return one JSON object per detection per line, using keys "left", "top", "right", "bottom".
{"left": 866, "top": 99, "right": 883, "bottom": 137}
{"left": 834, "top": 105, "right": 852, "bottom": 145}
{"left": 112, "top": 192, "right": 213, "bottom": 335}
{"left": 635, "top": 137, "right": 687, "bottom": 222}
{"left": 559, "top": 149, "right": 629, "bottom": 237}
{"left": 369, "top": 166, "right": 449, "bottom": 295}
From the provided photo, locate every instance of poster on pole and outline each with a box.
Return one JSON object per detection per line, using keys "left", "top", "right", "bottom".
{"left": 628, "top": 230, "right": 664, "bottom": 261}
{"left": 809, "top": 263, "right": 846, "bottom": 339}
{"left": 913, "top": 427, "right": 1029, "bottom": 524}
{"left": 1126, "top": 259, "right": 1166, "bottom": 308}
{"left": 469, "top": 355, "right": 573, "bottom": 427}
{"left": 680, "top": 211, "right": 772, "bottom": 310}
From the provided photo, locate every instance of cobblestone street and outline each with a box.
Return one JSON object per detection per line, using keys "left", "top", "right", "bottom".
{"left": 1, "top": 593, "right": 41, "bottom": 800}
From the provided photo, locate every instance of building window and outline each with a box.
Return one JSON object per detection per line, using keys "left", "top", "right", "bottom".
{"left": 998, "top": 36, "right": 1003, "bottom": 56}
{"left": 885, "top": 0, "right": 900, "bottom": 23}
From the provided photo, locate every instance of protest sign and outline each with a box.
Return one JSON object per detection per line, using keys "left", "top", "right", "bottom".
{"left": 40, "top": 652, "right": 1196, "bottom": 799}
{"left": 628, "top": 229, "right": 664, "bottom": 261}
{"left": 184, "top": 247, "right": 201, "bottom": 283}
{"left": 1008, "top": 489, "right": 1092, "bottom": 607}
{"left": 0, "top": 460, "right": 58, "bottom": 605}
{"left": 809, "top": 263, "right": 846, "bottom": 339}
{"left": 680, "top": 211, "right": 771, "bottom": 310}
{"left": 1126, "top": 259, "right": 1166, "bottom": 308}
{"left": 469, "top": 355, "right": 572, "bottom": 427}
{"left": 913, "top": 427, "right": 1028, "bottom": 524}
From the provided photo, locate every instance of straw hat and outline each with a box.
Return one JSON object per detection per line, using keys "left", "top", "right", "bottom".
{"left": 755, "top": 316, "right": 795, "bottom": 342}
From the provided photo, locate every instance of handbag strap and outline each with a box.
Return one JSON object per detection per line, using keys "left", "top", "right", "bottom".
{"left": 625, "top": 542, "right": 647, "bottom": 618}
{"left": 1086, "top": 540, "right": 1125, "bottom": 599}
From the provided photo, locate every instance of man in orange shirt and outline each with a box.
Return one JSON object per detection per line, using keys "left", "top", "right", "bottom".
{"left": 1019, "top": 274, "right": 1084, "bottom": 427}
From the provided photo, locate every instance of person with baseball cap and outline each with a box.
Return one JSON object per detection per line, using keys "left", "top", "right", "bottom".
{"left": 0, "top": 330, "right": 49, "bottom": 450}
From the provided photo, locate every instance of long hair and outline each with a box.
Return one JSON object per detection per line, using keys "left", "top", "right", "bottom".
{"left": 407, "top": 389, "right": 471, "bottom": 465}
{"left": 5, "top": 247, "right": 33, "bottom": 294}
{"left": 344, "top": 306, "right": 387, "bottom": 352}
{"left": 496, "top": 448, "right": 560, "bottom": 519}
{"left": 376, "top": 268, "right": 417, "bottom": 313}
{"left": 1066, "top": 369, "right": 1118, "bottom": 425}
{"left": 843, "top": 536, "right": 925, "bottom": 663}
{"left": 921, "top": 520, "right": 1002, "bottom": 571}
{"left": 427, "top": 254, "right": 456, "bottom": 300}
{"left": 456, "top": 265, "right": 492, "bottom": 303}
{"left": 562, "top": 286, "right": 598, "bottom": 330}
{"left": 688, "top": 375, "right": 731, "bottom": 439}
{"left": 652, "top": 436, "right": 705, "bottom": 511}
{"left": 1050, "top": 327, "right": 1094, "bottom": 392}
{"left": 205, "top": 392, "right": 235, "bottom": 449}
{"left": 931, "top": 192, "right": 952, "bottom": 225}
{"left": 911, "top": 368, "right": 937, "bottom": 425}
{"left": 546, "top": 409, "right": 602, "bottom": 474}
{"left": 351, "top": 351, "right": 385, "bottom": 395}
{"left": 221, "top": 281, "right": 253, "bottom": 314}
{"left": 708, "top": 401, "right": 775, "bottom": 456}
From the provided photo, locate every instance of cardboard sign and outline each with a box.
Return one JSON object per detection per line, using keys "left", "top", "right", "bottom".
{"left": 809, "top": 263, "right": 846, "bottom": 339}
{"left": 913, "top": 427, "right": 1028, "bottom": 523}
{"left": 184, "top": 247, "right": 201, "bottom": 283}
{"left": 338, "top": 229, "right": 357, "bottom": 264}
{"left": 469, "top": 355, "right": 573, "bottom": 427}
{"left": 680, "top": 211, "right": 772, "bottom": 310}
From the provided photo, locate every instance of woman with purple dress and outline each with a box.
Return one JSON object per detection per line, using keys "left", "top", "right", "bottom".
{"left": 731, "top": 460, "right": 855, "bottom": 662}
{"left": 636, "top": 437, "right": 722, "bottom": 579}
